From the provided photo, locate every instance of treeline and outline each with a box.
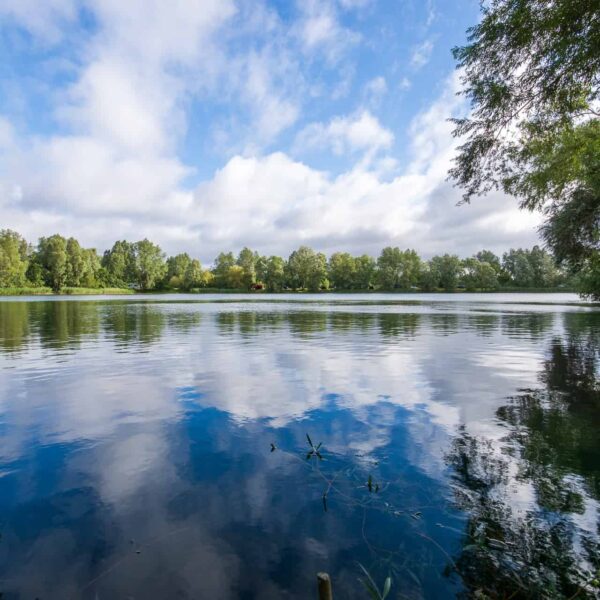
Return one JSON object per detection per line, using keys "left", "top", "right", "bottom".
{"left": 0, "top": 229, "right": 574, "bottom": 294}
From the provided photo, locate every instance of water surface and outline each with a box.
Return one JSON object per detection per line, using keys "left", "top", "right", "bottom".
{"left": 0, "top": 294, "right": 598, "bottom": 598}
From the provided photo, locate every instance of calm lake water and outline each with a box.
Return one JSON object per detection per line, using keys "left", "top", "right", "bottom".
{"left": 0, "top": 294, "right": 598, "bottom": 599}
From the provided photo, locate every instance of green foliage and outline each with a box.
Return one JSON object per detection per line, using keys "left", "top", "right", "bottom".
{"left": 286, "top": 246, "right": 327, "bottom": 292}
{"left": 261, "top": 255, "right": 285, "bottom": 292}
{"left": 328, "top": 252, "right": 357, "bottom": 290}
{"left": 102, "top": 240, "right": 136, "bottom": 286}
{"left": 575, "top": 253, "right": 600, "bottom": 301}
{"left": 132, "top": 239, "right": 167, "bottom": 291}
{"left": 225, "top": 265, "right": 245, "bottom": 289}
{"left": 377, "top": 247, "right": 421, "bottom": 290}
{"left": 430, "top": 254, "right": 462, "bottom": 291}
{"left": 462, "top": 258, "right": 499, "bottom": 290}
{"left": 212, "top": 252, "right": 236, "bottom": 288}
{"left": 237, "top": 247, "right": 257, "bottom": 289}
{"left": 451, "top": 1, "right": 600, "bottom": 299}
{"left": 36, "top": 234, "right": 68, "bottom": 292}
{"left": 353, "top": 254, "right": 376, "bottom": 289}
{"left": 182, "top": 259, "right": 204, "bottom": 290}
{"left": 450, "top": 0, "right": 599, "bottom": 203}
{"left": 0, "top": 229, "right": 580, "bottom": 294}
{"left": 0, "top": 286, "right": 52, "bottom": 296}
{"left": 502, "top": 246, "right": 560, "bottom": 288}
{"left": 475, "top": 250, "right": 501, "bottom": 273}
{"left": 0, "top": 229, "right": 29, "bottom": 287}
{"left": 166, "top": 253, "right": 192, "bottom": 286}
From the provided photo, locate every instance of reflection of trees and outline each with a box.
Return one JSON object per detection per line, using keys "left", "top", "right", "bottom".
{"left": 216, "top": 311, "right": 236, "bottom": 335}
{"left": 466, "top": 313, "right": 499, "bottom": 337}
{"left": 500, "top": 312, "right": 554, "bottom": 341}
{"left": 377, "top": 313, "right": 420, "bottom": 339}
{"left": 428, "top": 313, "right": 460, "bottom": 336}
{"left": 329, "top": 312, "right": 376, "bottom": 333}
{"left": 102, "top": 303, "right": 166, "bottom": 345}
{"left": 165, "top": 311, "right": 202, "bottom": 334}
{"left": 287, "top": 311, "right": 328, "bottom": 337}
{"left": 31, "top": 301, "right": 100, "bottom": 349}
{"left": 448, "top": 319, "right": 600, "bottom": 598}
{"left": 0, "top": 302, "right": 30, "bottom": 352}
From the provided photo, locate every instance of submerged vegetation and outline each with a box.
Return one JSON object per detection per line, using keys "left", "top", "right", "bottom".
{"left": 0, "top": 228, "right": 583, "bottom": 296}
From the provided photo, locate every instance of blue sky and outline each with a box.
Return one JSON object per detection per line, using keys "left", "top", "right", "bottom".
{"left": 0, "top": 0, "right": 540, "bottom": 262}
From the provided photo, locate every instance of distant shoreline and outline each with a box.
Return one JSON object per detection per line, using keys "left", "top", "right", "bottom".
{"left": 0, "top": 287, "right": 576, "bottom": 297}
{"left": 0, "top": 287, "right": 134, "bottom": 296}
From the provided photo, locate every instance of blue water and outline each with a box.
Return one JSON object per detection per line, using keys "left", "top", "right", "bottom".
{"left": 0, "top": 294, "right": 598, "bottom": 599}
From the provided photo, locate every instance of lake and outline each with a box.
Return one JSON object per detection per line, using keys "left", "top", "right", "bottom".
{"left": 0, "top": 294, "right": 598, "bottom": 599}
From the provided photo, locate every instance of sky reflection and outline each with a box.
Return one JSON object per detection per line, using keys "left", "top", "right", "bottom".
{"left": 0, "top": 296, "right": 598, "bottom": 598}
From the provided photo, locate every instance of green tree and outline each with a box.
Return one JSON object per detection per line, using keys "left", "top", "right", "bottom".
{"left": 65, "top": 238, "right": 85, "bottom": 287}
{"left": 37, "top": 235, "right": 68, "bottom": 292}
{"left": 81, "top": 248, "right": 101, "bottom": 287}
{"left": 450, "top": 0, "right": 599, "bottom": 202}
{"left": 502, "top": 246, "right": 559, "bottom": 288}
{"left": 377, "top": 248, "right": 421, "bottom": 289}
{"left": 430, "top": 254, "right": 462, "bottom": 291}
{"left": 532, "top": 121, "right": 600, "bottom": 298}
{"left": 132, "top": 239, "right": 167, "bottom": 291}
{"left": 212, "top": 252, "right": 236, "bottom": 288}
{"left": 286, "top": 246, "right": 327, "bottom": 292}
{"left": 183, "top": 258, "right": 204, "bottom": 290}
{"left": 450, "top": 0, "right": 600, "bottom": 299}
{"left": 419, "top": 262, "right": 439, "bottom": 291}
{"left": 462, "top": 258, "right": 499, "bottom": 290}
{"left": 262, "top": 256, "right": 285, "bottom": 292}
{"left": 528, "top": 245, "right": 560, "bottom": 287}
{"left": 225, "top": 265, "right": 245, "bottom": 289}
{"left": 255, "top": 255, "right": 268, "bottom": 284}
{"left": 328, "top": 252, "right": 356, "bottom": 290}
{"left": 165, "top": 253, "right": 192, "bottom": 289}
{"left": 502, "top": 249, "right": 535, "bottom": 287}
{"left": 237, "top": 247, "right": 257, "bottom": 289}
{"left": 0, "top": 229, "right": 29, "bottom": 287}
{"left": 475, "top": 250, "right": 502, "bottom": 273}
{"left": 353, "top": 255, "right": 376, "bottom": 289}
{"left": 102, "top": 241, "right": 135, "bottom": 286}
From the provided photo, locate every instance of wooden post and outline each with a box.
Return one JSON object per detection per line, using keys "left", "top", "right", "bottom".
{"left": 317, "top": 572, "right": 333, "bottom": 600}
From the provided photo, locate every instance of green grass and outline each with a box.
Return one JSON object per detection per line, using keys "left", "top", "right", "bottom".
{"left": 0, "top": 287, "right": 53, "bottom": 296}
{"left": 61, "top": 287, "right": 134, "bottom": 295}
{"left": 0, "top": 287, "right": 133, "bottom": 296}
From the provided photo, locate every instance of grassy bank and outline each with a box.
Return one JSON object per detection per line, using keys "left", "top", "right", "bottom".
{"left": 0, "top": 287, "right": 134, "bottom": 296}
{"left": 165, "top": 287, "right": 576, "bottom": 294}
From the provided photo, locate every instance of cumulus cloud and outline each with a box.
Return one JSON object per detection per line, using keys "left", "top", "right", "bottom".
{"left": 294, "top": 110, "right": 394, "bottom": 158}
{"left": 0, "top": 2, "right": 542, "bottom": 262}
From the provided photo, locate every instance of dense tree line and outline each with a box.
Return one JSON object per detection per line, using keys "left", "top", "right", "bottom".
{"left": 0, "top": 229, "right": 578, "bottom": 294}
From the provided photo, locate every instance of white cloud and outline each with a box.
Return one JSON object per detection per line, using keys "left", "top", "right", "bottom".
{"left": 0, "top": 0, "right": 79, "bottom": 43}
{"left": 294, "top": 110, "right": 394, "bottom": 158}
{"left": 410, "top": 39, "right": 434, "bottom": 69}
{"left": 0, "top": 71, "right": 541, "bottom": 261}
{"left": 0, "top": 3, "right": 542, "bottom": 262}
{"left": 296, "top": 0, "right": 360, "bottom": 62}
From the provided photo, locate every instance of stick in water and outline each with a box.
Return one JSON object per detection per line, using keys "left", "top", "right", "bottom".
{"left": 317, "top": 572, "right": 333, "bottom": 600}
